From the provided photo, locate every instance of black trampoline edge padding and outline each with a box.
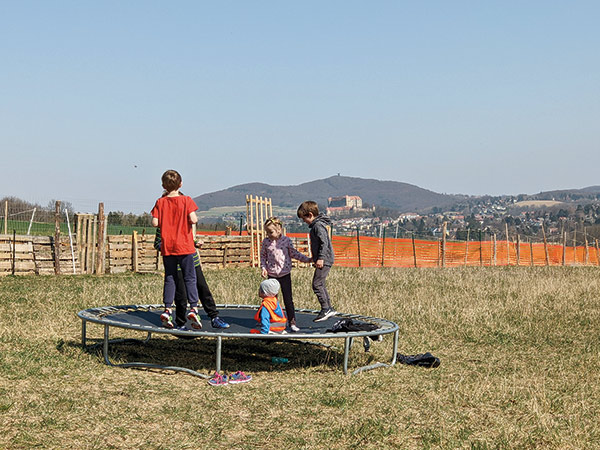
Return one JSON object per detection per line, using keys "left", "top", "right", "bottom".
{"left": 77, "top": 304, "right": 398, "bottom": 339}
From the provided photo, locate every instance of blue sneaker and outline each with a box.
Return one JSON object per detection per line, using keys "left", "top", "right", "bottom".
{"left": 211, "top": 317, "right": 230, "bottom": 329}
{"left": 229, "top": 371, "right": 252, "bottom": 384}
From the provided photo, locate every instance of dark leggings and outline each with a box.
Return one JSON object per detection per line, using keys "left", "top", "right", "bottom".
{"left": 269, "top": 273, "right": 295, "bottom": 322}
{"left": 174, "top": 264, "right": 219, "bottom": 326}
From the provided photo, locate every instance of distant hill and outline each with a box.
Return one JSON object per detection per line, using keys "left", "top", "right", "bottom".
{"left": 528, "top": 186, "right": 600, "bottom": 201}
{"left": 193, "top": 175, "right": 465, "bottom": 213}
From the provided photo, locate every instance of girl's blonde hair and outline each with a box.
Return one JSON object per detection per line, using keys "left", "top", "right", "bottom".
{"left": 264, "top": 217, "right": 283, "bottom": 229}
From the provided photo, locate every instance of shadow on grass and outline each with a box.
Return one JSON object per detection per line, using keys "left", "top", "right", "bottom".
{"left": 71, "top": 335, "right": 350, "bottom": 376}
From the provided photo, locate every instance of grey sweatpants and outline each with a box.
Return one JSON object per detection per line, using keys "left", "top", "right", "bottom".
{"left": 312, "top": 265, "right": 333, "bottom": 310}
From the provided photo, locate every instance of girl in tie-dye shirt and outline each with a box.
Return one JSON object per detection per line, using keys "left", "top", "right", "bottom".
{"left": 260, "top": 217, "right": 312, "bottom": 332}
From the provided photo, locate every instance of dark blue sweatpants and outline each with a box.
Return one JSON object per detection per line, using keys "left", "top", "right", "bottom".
{"left": 162, "top": 253, "right": 199, "bottom": 309}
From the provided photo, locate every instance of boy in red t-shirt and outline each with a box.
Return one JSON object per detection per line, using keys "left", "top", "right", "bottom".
{"left": 151, "top": 170, "right": 201, "bottom": 329}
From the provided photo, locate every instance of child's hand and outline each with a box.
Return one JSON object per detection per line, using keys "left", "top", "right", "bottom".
{"left": 261, "top": 268, "right": 268, "bottom": 278}
{"left": 194, "top": 239, "right": 204, "bottom": 248}
{"left": 315, "top": 259, "right": 324, "bottom": 269}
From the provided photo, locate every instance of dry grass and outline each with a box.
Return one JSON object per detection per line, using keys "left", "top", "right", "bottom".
{"left": 1, "top": 267, "right": 599, "bottom": 449}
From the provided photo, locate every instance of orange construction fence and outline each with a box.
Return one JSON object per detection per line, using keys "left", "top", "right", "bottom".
{"left": 328, "top": 235, "right": 600, "bottom": 268}
{"left": 199, "top": 231, "right": 600, "bottom": 268}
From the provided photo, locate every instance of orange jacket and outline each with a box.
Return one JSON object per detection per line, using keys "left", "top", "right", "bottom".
{"left": 250, "top": 296, "right": 287, "bottom": 334}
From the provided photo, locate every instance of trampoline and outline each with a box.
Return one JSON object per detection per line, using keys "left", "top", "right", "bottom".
{"left": 77, "top": 304, "right": 399, "bottom": 378}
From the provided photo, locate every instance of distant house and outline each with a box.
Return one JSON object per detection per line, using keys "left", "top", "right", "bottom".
{"left": 399, "top": 213, "right": 420, "bottom": 221}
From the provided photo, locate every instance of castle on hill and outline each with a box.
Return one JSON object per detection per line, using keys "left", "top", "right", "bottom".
{"left": 326, "top": 195, "right": 374, "bottom": 216}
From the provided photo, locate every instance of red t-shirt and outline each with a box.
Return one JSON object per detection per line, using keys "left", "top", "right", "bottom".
{"left": 151, "top": 195, "right": 197, "bottom": 256}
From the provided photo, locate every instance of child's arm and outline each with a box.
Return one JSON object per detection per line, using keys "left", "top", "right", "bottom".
{"left": 150, "top": 202, "right": 159, "bottom": 227}
{"left": 260, "top": 239, "right": 269, "bottom": 277}
{"left": 259, "top": 307, "right": 271, "bottom": 334}
{"left": 153, "top": 228, "right": 162, "bottom": 251}
{"left": 314, "top": 224, "right": 330, "bottom": 268}
{"left": 189, "top": 211, "right": 198, "bottom": 224}
{"left": 286, "top": 237, "right": 311, "bottom": 263}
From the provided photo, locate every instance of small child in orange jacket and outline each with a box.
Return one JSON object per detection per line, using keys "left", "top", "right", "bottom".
{"left": 251, "top": 279, "right": 287, "bottom": 334}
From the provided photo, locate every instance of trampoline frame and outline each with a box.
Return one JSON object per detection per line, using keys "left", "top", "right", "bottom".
{"left": 78, "top": 304, "right": 399, "bottom": 378}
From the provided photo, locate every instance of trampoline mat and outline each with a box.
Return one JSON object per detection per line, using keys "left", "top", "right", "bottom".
{"left": 78, "top": 304, "right": 397, "bottom": 339}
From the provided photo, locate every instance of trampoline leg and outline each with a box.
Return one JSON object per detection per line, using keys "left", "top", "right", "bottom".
{"left": 391, "top": 329, "right": 399, "bottom": 366}
{"left": 81, "top": 319, "right": 87, "bottom": 347}
{"left": 215, "top": 336, "right": 222, "bottom": 374}
{"left": 343, "top": 337, "right": 350, "bottom": 375}
{"left": 103, "top": 324, "right": 111, "bottom": 365}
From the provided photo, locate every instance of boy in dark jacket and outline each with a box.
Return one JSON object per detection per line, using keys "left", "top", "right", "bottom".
{"left": 297, "top": 201, "right": 336, "bottom": 322}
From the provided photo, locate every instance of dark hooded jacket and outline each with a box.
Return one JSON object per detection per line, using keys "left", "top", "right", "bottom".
{"left": 309, "top": 214, "right": 335, "bottom": 267}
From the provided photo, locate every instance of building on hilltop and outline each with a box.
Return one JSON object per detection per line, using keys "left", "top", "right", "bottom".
{"left": 328, "top": 195, "right": 363, "bottom": 209}
{"left": 326, "top": 195, "right": 373, "bottom": 216}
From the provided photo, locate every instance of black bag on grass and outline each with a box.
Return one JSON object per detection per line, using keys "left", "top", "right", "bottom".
{"left": 397, "top": 352, "right": 440, "bottom": 368}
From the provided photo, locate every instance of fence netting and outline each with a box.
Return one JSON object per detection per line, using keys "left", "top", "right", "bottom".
{"left": 285, "top": 234, "right": 600, "bottom": 267}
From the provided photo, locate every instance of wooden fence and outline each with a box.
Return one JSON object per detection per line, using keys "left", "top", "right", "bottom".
{"left": 0, "top": 234, "right": 79, "bottom": 275}
{"left": 3, "top": 230, "right": 600, "bottom": 276}
{"left": 0, "top": 232, "right": 255, "bottom": 276}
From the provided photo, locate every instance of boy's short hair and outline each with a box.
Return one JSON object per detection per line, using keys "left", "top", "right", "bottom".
{"left": 297, "top": 201, "right": 319, "bottom": 218}
{"left": 161, "top": 170, "right": 182, "bottom": 192}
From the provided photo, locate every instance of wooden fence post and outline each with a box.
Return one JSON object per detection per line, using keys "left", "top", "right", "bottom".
{"left": 596, "top": 239, "right": 600, "bottom": 266}
{"left": 132, "top": 230, "right": 138, "bottom": 273}
{"left": 95, "top": 203, "right": 105, "bottom": 274}
{"left": 493, "top": 233, "right": 497, "bottom": 266}
{"left": 246, "top": 195, "right": 254, "bottom": 266}
{"left": 479, "top": 230, "right": 483, "bottom": 267}
{"left": 562, "top": 231, "right": 567, "bottom": 266}
{"left": 573, "top": 227, "right": 577, "bottom": 265}
{"left": 530, "top": 239, "right": 534, "bottom": 267}
{"left": 412, "top": 233, "right": 417, "bottom": 268}
{"left": 381, "top": 226, "right": 386, "bottom": 267}
{"left": 441, "top": 222, "right": 447, "bottom": 268}
{"left": 505, "top": 223, "right": 510, "bottom": 266}
{"left": 541, "top": 223, "right": 549, "bottom": 266}
{"left": 464, "top": 229, "right": 470, "bottom": 266}
{"left": 54, "top": 200, "right": 61, "bottom": 274}
{"left": 223, "top": 244, "right": 229, "bottom": 268}
{"left": 584, "top": 227, "right": 589, "bottom": 265}
{"left": 76, "top": 214, "right": 82, "bottom": 273}
{"left": 356, "top": 227, "right": 361, "bottom": 267}
{"left": 3, "top": 200, "right": 7, "bottom": 235}
{"left": 516, "top": 234, "right": 521, "bottom": 266}
{"left": 11, "top": 230, "right": 16, "bottom": 275}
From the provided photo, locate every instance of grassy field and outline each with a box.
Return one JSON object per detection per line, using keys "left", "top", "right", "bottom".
{"left": 1, "top": 267, "right": 599, "bottom": 449}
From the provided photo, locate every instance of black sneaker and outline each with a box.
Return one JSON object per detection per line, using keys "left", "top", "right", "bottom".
{"left": 313, "top": 308, "right": 337, "bottom": 322}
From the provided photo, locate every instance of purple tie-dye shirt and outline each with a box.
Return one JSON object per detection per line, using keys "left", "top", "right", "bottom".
{"left": 260, "top": 235, "right": 312, "bottom": 277}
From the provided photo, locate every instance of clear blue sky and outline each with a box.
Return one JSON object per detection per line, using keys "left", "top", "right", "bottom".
{"left": 1, "top": 1, "right": 599, "bottom": 213}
